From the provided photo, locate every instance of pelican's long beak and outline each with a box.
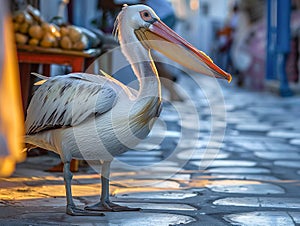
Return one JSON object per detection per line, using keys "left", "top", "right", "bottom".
{"left": 135, "top": 20, "right": 232, "bottom": 82}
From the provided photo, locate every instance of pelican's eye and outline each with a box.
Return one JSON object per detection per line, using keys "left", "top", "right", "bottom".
{"left": 140, "top": 10, "right": 153, "bottom": 22}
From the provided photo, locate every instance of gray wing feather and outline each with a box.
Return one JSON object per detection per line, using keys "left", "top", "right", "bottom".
{"left": 25, "top": 73, "right": 118, "bottom": 134}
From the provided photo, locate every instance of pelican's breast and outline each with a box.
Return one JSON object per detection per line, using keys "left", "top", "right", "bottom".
{"left": 62, "top": 95, "right": 161, "bottom": 160}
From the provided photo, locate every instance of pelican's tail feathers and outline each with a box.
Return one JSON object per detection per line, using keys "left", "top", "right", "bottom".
{"left": 31, "top": 72, "right": 49, "bottom": 86}
{"left": 99, "top": 69, "right": 113, "bottom": 78}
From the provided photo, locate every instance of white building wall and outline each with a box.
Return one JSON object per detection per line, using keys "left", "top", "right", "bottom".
{"left": 40, "top": 0, "right": 98, "bottom": 28}
{"left": 172, "top": 0, "right": 231, "bottom": 55}
{"left": 73, "top": 0, "right": 98, "bottom": 28}
{"left": 40, "top": 0, "right": 62, "bottom": 22}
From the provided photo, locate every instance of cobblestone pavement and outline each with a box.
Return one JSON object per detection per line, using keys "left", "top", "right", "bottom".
{"left": 0, "top": 76, "right": 300, "bottom": 225}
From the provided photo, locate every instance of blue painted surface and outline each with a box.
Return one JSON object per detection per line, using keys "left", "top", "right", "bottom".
{"left": 276, "top": 0, "right": 291, "bottom": 53}
{"left": 266, "top": 0, "right": 277, "bottom": 80}
{"left": 266, "top": 0, "right": 293, "bottom": 96}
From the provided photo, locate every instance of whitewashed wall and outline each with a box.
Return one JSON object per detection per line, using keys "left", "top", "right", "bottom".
{"left": 172, "top": 0, "right": 232, "bottom": 55}
{"left": 40, "top": 0, "right": 97, "bottom": 28}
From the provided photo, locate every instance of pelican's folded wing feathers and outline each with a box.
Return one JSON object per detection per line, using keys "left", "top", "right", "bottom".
{"left": 25, "top": 73, "right": 118, "bottom": 134}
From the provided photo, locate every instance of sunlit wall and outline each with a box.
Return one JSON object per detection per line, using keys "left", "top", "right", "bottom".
{"left": 171, "top": 0, "right": 232, "bottom": 54}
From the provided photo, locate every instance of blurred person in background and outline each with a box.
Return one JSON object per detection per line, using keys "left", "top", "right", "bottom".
{"left": 216, "top": 3, "right": 239, "bottom": 78}
{"left": 226, "top": 0, "right": 265, "bottom": 88}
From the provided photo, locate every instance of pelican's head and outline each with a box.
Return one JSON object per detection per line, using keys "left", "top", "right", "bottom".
{"left": 115, "top": 4, "right": 232, "bottom": 82}
{"left": 115, "top": 4, "right": 159, "bottom": 31}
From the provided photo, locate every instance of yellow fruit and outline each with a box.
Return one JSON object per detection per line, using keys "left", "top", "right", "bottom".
{"left": 40, "top": 39, "right": 52, "bottom": 48}
{"left": 13, "top": 22, "right": 20, "bottom": 32}
{"left": 73, "top": 42, "right": 85, "bottom": 51}
{"left": 29, "top": 38, "right": 39, "bottom": 46}
{"left": 68, "top": 26, "right": 82, "bottom": 42}
{"left": 53, "top": 40, "right": 59, "bottom": 48}
{"left": 60, "top": 26, "right": 69, "bottom": 36}
{"left": 60, "top": 36, "right": 72, "bottom": 49}
{"left": 28, "top": 25, "right": 43, "bottom": 39}
{"left": 73, "top": 35, "right": 88, "bottom": 50}
{"left": 49, "top": 24, "right": 61, "bottom": 39}
{"left": 41, "top": 22, "right": 51, "bottom": 32}
{"left": 40, "top": 33, "right": 56, "bottom": 48}
{"left": 13, "top": 12, "right": 25, "bottom": 23}
{"left": 15, "top": 33, "right": 28, "bottom": 45}
{"left": 19, "top": 22, "right": 29, "bottom": 34}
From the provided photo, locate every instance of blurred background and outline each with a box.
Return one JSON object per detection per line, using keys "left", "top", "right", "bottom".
{"left": 12, "top": 0, "right": 299, "bottom": 92}
{"left": 1, "top": 0, "right": 300, "bottom": 176}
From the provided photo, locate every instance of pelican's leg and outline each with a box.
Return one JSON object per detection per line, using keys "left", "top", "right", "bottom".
{"left": 85, "top": 161, "right": 141, "bottom": 212}
{"left": 63, "top": 161, "right": 104, "bottom": 216}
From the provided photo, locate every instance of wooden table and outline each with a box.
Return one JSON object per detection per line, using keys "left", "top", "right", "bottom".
{"left": 17, "top": 45, "right": 101, "bottom": 112}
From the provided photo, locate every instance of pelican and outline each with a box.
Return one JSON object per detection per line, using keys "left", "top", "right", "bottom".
{"left": 25, "top": 4, "right": 231, "bottom": 216}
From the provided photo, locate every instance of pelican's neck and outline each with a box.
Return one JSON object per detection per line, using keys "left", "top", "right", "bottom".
{"left": 118, "top": 28, "right": 161, "bottom": 99}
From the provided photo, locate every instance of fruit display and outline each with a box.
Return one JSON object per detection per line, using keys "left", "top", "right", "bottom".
{"left": 13, "top": 5, "right": 100, "bottom": 51}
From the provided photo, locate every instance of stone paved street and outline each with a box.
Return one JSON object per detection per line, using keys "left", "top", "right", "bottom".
{"left": 0, "top": 75, "right": 300, "bottom": 225}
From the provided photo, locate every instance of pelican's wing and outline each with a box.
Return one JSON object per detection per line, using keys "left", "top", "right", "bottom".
{"left": 25, "top": 73, "right": 118, "bottom": 134}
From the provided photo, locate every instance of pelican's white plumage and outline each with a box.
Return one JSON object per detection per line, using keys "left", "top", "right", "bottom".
{"left": 25, "top": 4, "right": 231, "bottom": 215}
{"left": 26, "top": 73, "right": 117, "bottom": 134}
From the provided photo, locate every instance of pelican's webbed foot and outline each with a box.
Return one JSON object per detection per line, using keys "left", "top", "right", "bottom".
{"left": 67, "top": 204, "right": 105, "bottom": 216}
{"left": 84, "top": 201, "right": 141, "bottom": 212}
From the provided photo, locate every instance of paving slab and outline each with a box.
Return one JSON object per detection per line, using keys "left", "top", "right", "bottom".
{"left": 264, "top": 142, "right": 299, "bottom": 152}
{"left": 177, "top": 149, "right": 229, "bottom": 160}
{"left": 224, "top": 146, "right": 249, "bottom": 153}
{"left": 3, "top": 211, "right": 196, "bottom": 226}
{"left": 224, "top": 211, "right": 299, "bottom": 226}
{"left": 210, "top": 174, "right": 279, "bottom": 181}
{"left": 160, "top": 113, "right": 180, "bottom": 122}
{"left": 5, "top": 197, "right": 82, "bottom": 207}
{"left": 248, "top": 106, "right": 288, "bottom": 115}
{"left": 148, "top": 130, "right": 181, "bottom": 138}
{"left": 276, "top": 121, "right": 300, "bottom": 130}
{"left": 191, "top": 160, "right": 257, "bottom": 168}
{"left": 116, "top": 156, "right": 162, "bottom": 164}
{"left": 115, "top": 191, "right": 198, "bottom": 200}
{"left": 235, "top": 124, "right": 272, "bottom": 132}
{"left": 112, "top": 179, "right": 181, "bottom": 189}
{"left": 226, "top": 117, "right": 258, "bottom": 124}
{"left": 267, "top": 131, "right": 300, "bottom": 139}
{"left": 207, "top": 167, "right": 271, "bottom": 174}
{"left": 112, "top": 172, "right": 191, "bottom": 181}
{"left": 254, "top": 152, "right": 300, "bottom": 160}
{"left": 274, "top": 161, "right": 300, "bottom": 168}
{"left": 231, "top": 140, "right": 266, "bottom": 151}
{"left": 290, "top": 139, "right": 300, "bottom": 146}
{"left": 214, "top": 197, "right": 300, "bottom": 208}
{"left": 206, "top": 180, "right": 285, "bottom": 194}
{"left": 289, "top": 212, "right": 300, "bottom": 223}
{"left": 133, "top": 143, "right": 162, "bottom": 150}
{"left": 121, "top": 150, "right": 162, "bottom": 156}
{"left": 115, "top": 202, "right": 197, "bottom": 211}
{"left": 176, "top": 140, "right": 225, "bottom": 149}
